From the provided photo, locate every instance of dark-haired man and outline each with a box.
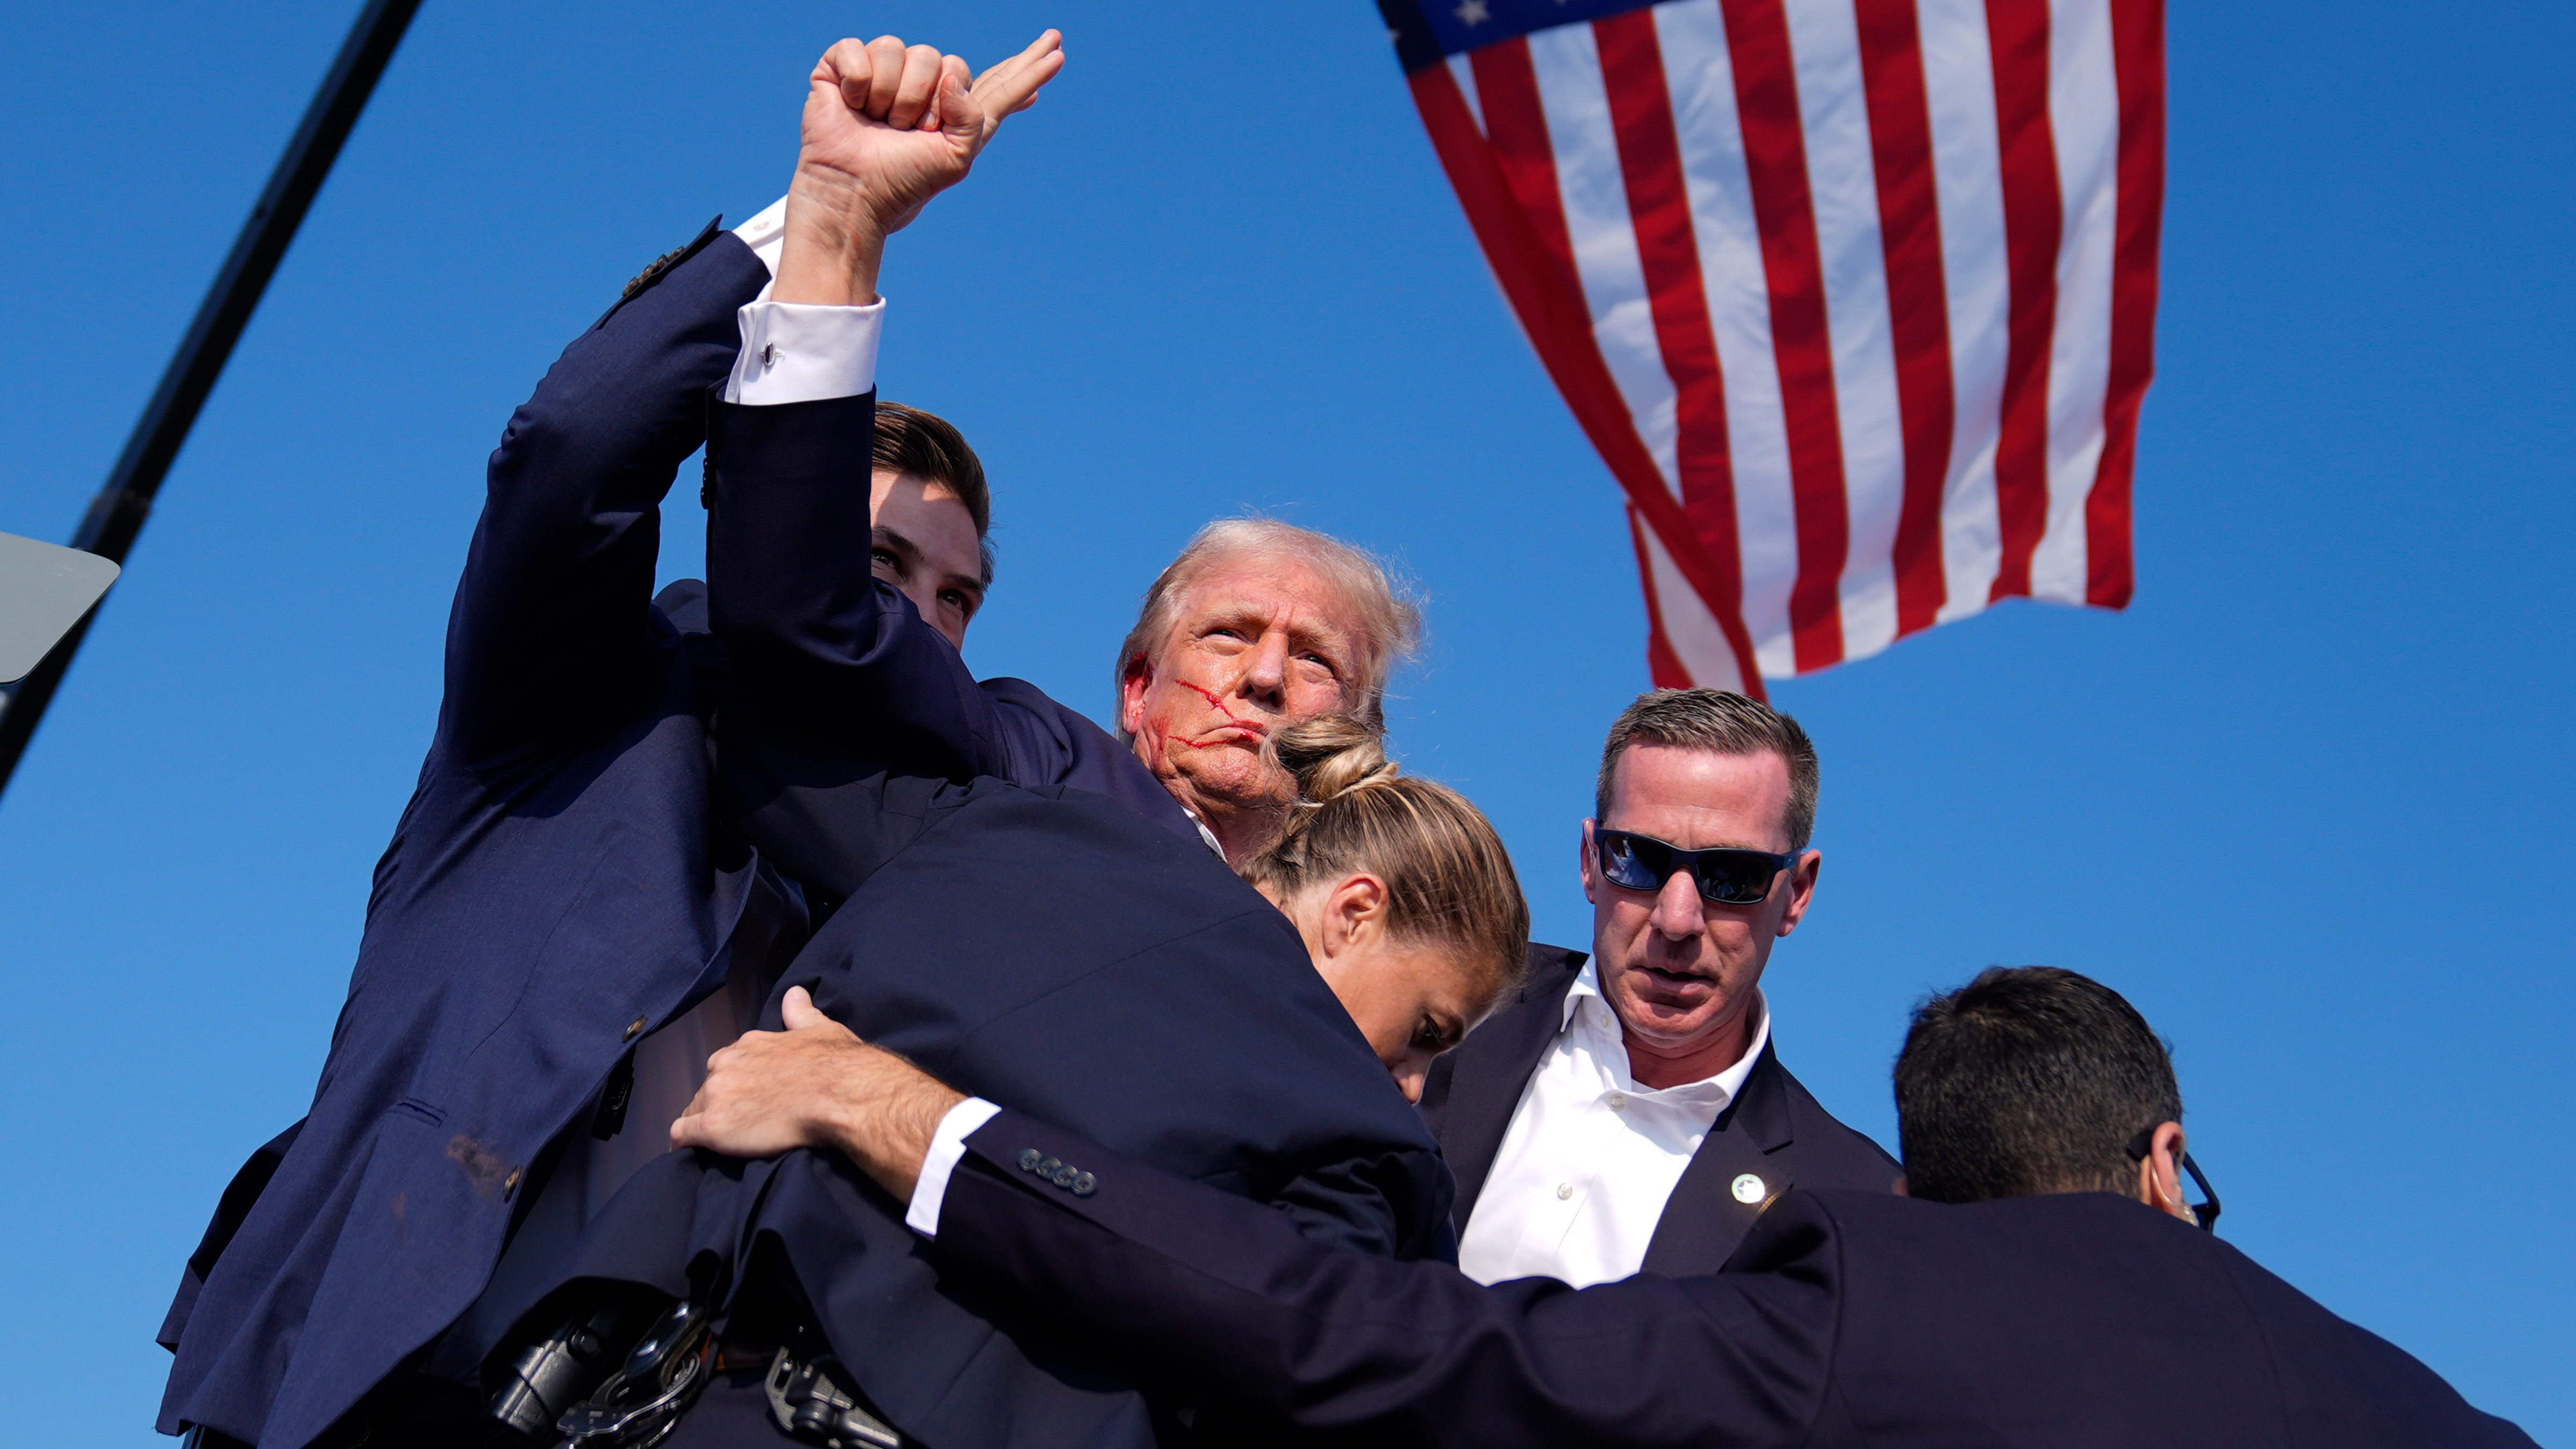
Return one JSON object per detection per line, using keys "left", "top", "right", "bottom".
{"left": 1424, "top": 687, "right": 1897, "bottom": 1283}
{"left": 150, "top": 35, "right": 1070, "bottom": 1449}
{"left": 780, "top": 965, "right": 2538, "bottom": 1448}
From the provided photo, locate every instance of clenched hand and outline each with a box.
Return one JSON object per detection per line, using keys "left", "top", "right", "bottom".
{"left": 774, "top": 30, "right": 1065, "bottom": 305}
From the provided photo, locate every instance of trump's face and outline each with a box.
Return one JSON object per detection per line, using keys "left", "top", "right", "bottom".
{"left": 1118, "top": 552, "right": 1365, "bottom": 846}
{"left": 1580, "top": 745, "right": 1819, "bottom": 1083}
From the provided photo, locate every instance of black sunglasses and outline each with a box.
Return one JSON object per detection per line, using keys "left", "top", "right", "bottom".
{"left": 2125, "top": 1126, "right": 2221, "bottom": 1233}
{"left": 1593, "top": 828, "right": 1798, "bottom": 905}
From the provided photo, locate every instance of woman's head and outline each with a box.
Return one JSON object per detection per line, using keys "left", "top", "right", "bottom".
{"left": 1240, "top": 717, "right": 1531, "bottom": 1101}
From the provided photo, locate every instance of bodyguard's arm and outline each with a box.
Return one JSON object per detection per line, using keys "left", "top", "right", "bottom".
{"left": 707, "top": 34, "right": 1062, "bottom": 777}
{"left": 438, "top": 224, "right": 766, "bottom": 764}
{"left": 927, "top": 1108, "right": 1838, "bottom": 1449}
{"left": 737, "top": 1033, "right": 1835, "bottom": 1448}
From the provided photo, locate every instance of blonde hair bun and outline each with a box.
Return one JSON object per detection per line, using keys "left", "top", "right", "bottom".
{"left": 1242, "top": 716, "right": 1531, "bottom": 1002}
{"left": 1272, "top": 715, "right": 1400, "bottom": 805}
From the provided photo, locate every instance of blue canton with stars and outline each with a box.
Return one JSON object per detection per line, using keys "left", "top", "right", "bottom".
{"left": 1377, "top": 0, "right": 1666, "bottom": 74}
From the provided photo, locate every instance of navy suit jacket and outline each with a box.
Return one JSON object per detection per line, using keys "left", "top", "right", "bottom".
{"left": 472, "top": 356, "right": 1449, "bottom": 1447}
{"left": 699, "top": 384, "right": 1199, "bottom": 866}
{"left": 155, "top": 226, "right": 810, "bottom": 1449}
{"left": 490, "top": 761, "right": 1450, "bottom": 1448}
{"left": 1422, "top": 943, "right": 1901, "bottom": 1275}
{"left": 922, "top": 1108, "right": 2539, "bottom": 1449}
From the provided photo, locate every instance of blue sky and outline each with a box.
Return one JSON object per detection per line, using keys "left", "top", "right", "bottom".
{"left": 3, "top": 1, "right": 2568, "bottom": 1441}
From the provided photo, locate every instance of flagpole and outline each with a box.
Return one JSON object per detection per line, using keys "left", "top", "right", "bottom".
{"left": 0, "top": 0, "right": 425, "bottom": 803}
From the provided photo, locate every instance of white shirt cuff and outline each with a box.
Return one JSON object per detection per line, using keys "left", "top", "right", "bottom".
{"left": 904, "top": 1096, "right": 1004, "bottom": 1239}
{"left": 724, "top": 297, "right": 884, "bottom": 407}
{"left": 736, "top": 195, "right": 789, "bottom": 278}
{"left": 722, "top": 194, "right": 885, "bottom": 406}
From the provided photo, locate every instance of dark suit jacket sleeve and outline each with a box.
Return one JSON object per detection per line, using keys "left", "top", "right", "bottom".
{"left": 932, "top": 1109, "right": 1837, "bottom": 1448}
{"left": 703, "top": 393, "right": 1002, "bottom": 783}
{"left": 438, "top": 222, "right": 763, "bottom": 764}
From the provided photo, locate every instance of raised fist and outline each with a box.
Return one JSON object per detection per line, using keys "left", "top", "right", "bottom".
{"left": 794, "top": 31, "right": 1064, "bottom": 241}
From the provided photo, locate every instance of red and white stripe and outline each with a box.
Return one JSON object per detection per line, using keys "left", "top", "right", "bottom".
{"left": 1403, "top": 0, "right": 2164, "bottom": 694}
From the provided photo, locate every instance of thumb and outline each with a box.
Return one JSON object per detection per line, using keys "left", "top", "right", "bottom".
{"left": 781, "top": 984, "right": 829, "bottom": 1030}
{"left": 669, "top": 1093, "right": 706, "bottom": 1151}
{"left": 935, "top": 55, "right": 980, "bottom": 150}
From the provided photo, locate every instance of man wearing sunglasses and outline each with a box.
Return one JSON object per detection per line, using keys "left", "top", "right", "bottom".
{"left": 1423, "top": 689, "right": 1900, "bottom": 1286}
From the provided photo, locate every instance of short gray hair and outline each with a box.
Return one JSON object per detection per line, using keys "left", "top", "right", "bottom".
{"left": 1595, "top": 689, "right": 1820, "bottom": 851}
{"left": 1114, "top": 518, "right": 1421, "bottom": 734}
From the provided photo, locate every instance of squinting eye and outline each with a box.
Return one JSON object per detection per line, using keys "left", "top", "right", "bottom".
{"left": 871, "top": 549, "right": 899, "bottom": 570}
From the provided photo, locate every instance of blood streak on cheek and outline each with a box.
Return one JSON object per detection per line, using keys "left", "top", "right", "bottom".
{"left": 1165, "top": 680, "right": 1262, "bottom": 748}
{"left": 1179, "top": 680, "right": 1245, "bottom": 722}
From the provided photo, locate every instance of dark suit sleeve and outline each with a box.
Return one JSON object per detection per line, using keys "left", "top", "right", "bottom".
{"left": 932, "top": 1110, "right": 1837, "bottom": 1448}
{"left": 704, "top": 393, "right": 1002, "bottom": 782}
{"left": 439, "top": 223, "right": 766, "bottom": 764}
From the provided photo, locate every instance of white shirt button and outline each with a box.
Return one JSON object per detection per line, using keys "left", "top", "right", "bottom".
{"left": 1556, "top": 1183, "right": 1574, "bottom": 1201}
{"left": 1607, "top": 1092, "right": 1627, "bottom": 1111}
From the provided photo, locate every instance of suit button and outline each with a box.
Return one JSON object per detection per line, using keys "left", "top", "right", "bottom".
{"left": 1036, "top": 1157, "right": 1062, "bottom": 1179}
{"left": 1732, "top": 1173, "right": 1767, "bottom": 1204}
{"left": 1050, "top": 1164, "right": 1079, "bottom": 1189}
{"left": 1017, "top": 1148, "right": 1044, "bottom": 1172}
{"left": 624, "top": 1017, "right": 647, "bottom": 1042}
{"left": 1072, "top": 1172, "right": 1096, "bottom": 1197}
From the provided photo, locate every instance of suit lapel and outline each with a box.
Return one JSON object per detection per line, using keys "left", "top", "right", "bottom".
{"left": 1434, "top": 948, "right": 1584, "bottom": 1224}
{"left": 1640, "top": 1041, "right": 1797, "bottom": 1277}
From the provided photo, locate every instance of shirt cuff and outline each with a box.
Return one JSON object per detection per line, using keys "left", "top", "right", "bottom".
{"left": 904, "top": 1096, "right": 1004, "bottom": 1239}
{"left": 724, "top": 296, "right": 884, "bottom": 406}
{"left": 735, "top": 194, "right": 788, "bottom": 278}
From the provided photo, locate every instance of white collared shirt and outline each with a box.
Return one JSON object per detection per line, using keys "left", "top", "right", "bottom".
{"left": 1453, "top": 964, "right": 1772, "bottom": 1287}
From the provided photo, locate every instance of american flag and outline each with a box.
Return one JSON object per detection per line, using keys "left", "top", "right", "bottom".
{"left": 1380, "top": 0, "right": 2164, "bottom": 696}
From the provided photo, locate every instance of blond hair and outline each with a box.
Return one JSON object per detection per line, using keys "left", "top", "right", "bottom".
{"left": 1240, "top": 716, "right": 1530, "bottom": 999}
{"left": 1114, "top": 519, "right": 1421, "bottom": 735}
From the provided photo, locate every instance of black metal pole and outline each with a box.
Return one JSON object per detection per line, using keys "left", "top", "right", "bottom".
{"left": 0, "top": 0, "right": 422, "bottom": 801}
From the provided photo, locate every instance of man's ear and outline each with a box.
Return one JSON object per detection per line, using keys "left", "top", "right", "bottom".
{"left": 1579, "top": 819, "right": 1601, "bottom": 906}
{"left": 1774, "top": 849, "right": 1823, "bottom": 938}
{"left": 2136, "top": 1121, "right": 2192, "bottom": 1223}
{"left": 1321, "top": 873, "right": 1389, "bottom": 956}
{"left": 1118, "top": 654, "right": 1153, "bottom": 736}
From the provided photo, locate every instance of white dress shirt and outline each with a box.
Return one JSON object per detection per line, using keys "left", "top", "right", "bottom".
{"left": 1453, "top": 964, "right": 1772, "bottom": 1287}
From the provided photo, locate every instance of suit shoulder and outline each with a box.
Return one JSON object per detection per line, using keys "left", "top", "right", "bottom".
{"left": 1767, "top": 1054, "right": 1902, "bottom": 1180}
{"left": 976, "top": 677, "right": 1106, "bottom": 758}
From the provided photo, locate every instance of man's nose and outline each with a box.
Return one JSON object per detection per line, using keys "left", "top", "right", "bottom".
{"left": 1240, "top": 629, "right": 1291, "bottom": 706}
{"left": 1650, "top": 867, "right": 1704, "bottom": 939}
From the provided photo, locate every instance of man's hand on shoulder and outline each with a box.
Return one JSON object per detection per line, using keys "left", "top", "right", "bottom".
{"left": 776, "top": 30, "right": 1066, "bottom": 305}
{"left": 671, "top": 985, "right": 963, "bottom": 1199}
